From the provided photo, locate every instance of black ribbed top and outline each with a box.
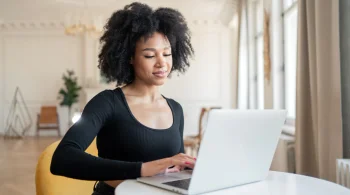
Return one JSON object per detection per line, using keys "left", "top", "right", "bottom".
{"left": 50, "top": 88, "right": 185, "bottom": 181}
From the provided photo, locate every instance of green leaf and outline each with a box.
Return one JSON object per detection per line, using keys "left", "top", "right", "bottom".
{"left": 57, "top": 70, "right": 82, "bottom": 107}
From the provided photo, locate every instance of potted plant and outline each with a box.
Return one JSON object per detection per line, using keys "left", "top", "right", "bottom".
{"left": 58, "top": 70, "right": 82, "bottom": 126}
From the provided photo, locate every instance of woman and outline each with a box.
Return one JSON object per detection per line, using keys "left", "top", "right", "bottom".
{"left": 50, "top": 2, "right": 195, "bottom": 195}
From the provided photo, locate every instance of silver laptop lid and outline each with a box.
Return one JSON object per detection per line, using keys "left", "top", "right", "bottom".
{"left": 188, "top": 109, "right": 287, "bottom": 195}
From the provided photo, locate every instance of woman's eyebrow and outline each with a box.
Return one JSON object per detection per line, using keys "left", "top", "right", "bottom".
{"left": 142, "top": 46, "right": 171, "bottom": 51}
{"left": 142, "top": 48, "right": 156, "bottom": 52}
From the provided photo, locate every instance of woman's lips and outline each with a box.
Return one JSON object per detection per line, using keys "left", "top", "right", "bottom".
{"left": 153, "top": 71, "right": 167, "bottom": 78}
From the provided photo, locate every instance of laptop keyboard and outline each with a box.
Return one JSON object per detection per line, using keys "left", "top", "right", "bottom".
{"left": 162, "top": 178, "right": 191, "bottom": 190}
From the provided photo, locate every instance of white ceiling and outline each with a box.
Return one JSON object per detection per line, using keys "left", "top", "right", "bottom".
{"left": 53, "top": 0, "right": 228, "bottom": 7}
{"left": 0, "top": 0, "right": 239, "bottom": 24}
{"left": 53, "top": 0, "right": 120, "bottom": 7}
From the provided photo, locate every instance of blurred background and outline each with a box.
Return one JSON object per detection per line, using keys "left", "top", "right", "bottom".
{"left": 0, "top": 0, "right": 349, "bottom": 194}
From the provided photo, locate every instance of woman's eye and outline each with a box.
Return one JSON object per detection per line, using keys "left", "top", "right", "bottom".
{"left": 144, "top": 54, "right": 171, "bottom": 58}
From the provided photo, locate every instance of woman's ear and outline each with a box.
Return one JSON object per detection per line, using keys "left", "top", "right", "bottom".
{"left": 130, "top": 57, "right": 134, "bottom": 65}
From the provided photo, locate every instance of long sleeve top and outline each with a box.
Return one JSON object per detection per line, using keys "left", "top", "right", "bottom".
{"left": 50, "top": 87, "right": 185, "bottom": 181}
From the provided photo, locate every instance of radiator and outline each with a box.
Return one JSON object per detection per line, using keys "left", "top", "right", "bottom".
{"left": 270, "top": 133, "right": 296, "bottom": 173}
{"left": 336, "top": 159, "right": 350, "bottom": 188}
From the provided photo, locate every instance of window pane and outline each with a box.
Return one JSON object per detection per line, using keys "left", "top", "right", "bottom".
{"left": 283, "top": 0, "right": 295, "bottom": 10}
{"left": 284, "top": 8, "right": 298, "bottom": 118}
{"left": 255, "top": 0, "right": 263, "bottom": 34}
{"left": 257, "top": 36, "right": 264, "bottom": 109}
{"left": 238, "top": 6, "right": 249, "bottom": 109}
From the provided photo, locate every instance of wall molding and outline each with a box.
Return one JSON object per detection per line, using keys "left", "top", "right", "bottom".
{"left": 0, "top": 21, "right": 64, "bottom": 30}
{"left": 0, "top": 19, "right": 227, "bottom": 31}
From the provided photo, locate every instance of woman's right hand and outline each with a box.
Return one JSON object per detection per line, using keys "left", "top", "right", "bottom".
{"left": 141, "top": 153, "right": 196, "bottom": 177}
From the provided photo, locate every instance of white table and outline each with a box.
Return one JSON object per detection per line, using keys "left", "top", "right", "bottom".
{"left": 115, "top": 171, "right": 350, "bottom": 195}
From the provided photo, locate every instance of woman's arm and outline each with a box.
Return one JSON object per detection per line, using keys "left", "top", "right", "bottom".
{"left": 50, "top": 90, "right": 142, "bottom": 181}
{"left": 179, "top": 105, "right": 185, "bottom": 154}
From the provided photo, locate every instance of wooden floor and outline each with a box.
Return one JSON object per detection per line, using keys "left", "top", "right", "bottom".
{"left": 0, "top": 136, "right": 199, "bottom": 195}
{"left": 0, "top": 136, "right": 60, "bottom": 195}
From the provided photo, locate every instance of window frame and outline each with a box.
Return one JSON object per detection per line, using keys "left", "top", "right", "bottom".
{"left": 247, "top": 0, "right": 264, "bottom": 109}
{"left": 281, "top": 0, "right": 298, "bottom": 123}
{"left": 253, "top": 0, "right": 264, "bottom": 109}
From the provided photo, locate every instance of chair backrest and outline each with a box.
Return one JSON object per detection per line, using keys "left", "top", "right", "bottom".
{"left": 198, "top": 107, "right": 221, "bottom": 140}
{"left": 35, "top": 138, "right": 98, "bottom": 195}
{"left": 39, "top": 106, "right": 58, "bottom": 124}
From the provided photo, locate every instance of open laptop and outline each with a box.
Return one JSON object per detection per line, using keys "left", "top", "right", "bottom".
{"left": 137, "top": 109, "right": 287, "bottom": 194}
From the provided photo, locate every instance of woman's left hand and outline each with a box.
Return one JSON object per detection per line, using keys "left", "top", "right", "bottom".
{"left": 165, "top": 158, "right": 196, "bottom": 173}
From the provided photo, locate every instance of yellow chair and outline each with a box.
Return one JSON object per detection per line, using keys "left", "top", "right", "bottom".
{"left": 35, "top": 139, "right": 98, "bottom": 195}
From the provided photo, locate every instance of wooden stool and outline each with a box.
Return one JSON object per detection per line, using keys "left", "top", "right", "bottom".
{"left": 37, "top": 106, "right": 60, "bottom": 136}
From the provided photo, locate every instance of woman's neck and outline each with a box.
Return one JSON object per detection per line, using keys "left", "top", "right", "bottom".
{"left": 122, "top": 80, "right": 162, "bottom": 103}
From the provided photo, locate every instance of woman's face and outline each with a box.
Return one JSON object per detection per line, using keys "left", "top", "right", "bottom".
{"left": 131, "top": 32, "right": 173, "bottom": 86}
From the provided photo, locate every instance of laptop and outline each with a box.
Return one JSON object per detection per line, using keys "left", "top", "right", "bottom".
{"left": 137, "top": 109, "right": 287, "bottom": 194}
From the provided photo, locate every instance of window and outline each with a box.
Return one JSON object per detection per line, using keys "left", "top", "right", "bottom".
{"left": 254, "top": 0, "right": 264, "bottom": 109}
{"left": 238, "top": 0, "right": 298, "bottom": 122}
{"left": 237, "top": 3, "right": 249, "bottom": 109}
{"left": 282, "top": 0, "right": 298, "bottom": 119}
{"left": 238, "top": 0, "right": 264, "bottom": 109}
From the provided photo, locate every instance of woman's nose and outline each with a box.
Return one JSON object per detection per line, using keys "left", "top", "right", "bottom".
{"left": 156, "top": 56, "right": 167, "bottom": 67}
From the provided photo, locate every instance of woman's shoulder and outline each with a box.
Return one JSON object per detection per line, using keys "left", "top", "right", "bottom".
{"left": 93, "top": 88, "right": 117, "bottom": 100}
{"left": 86, "top": 88, "right": 121, "bottom": 107}
{"left": 163, "top": 96, "right": 183, "bottom": 112}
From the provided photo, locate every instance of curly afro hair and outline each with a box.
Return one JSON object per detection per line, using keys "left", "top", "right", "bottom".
{"left": 98, "top": 2, "right": 194, "bottom": 86}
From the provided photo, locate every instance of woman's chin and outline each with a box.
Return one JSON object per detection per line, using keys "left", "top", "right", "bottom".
{"left": 151, "top": 78, "right": 167, "bottom": 86}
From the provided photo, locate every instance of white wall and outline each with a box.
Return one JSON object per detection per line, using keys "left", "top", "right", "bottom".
{"left": 0, "top": 0, "right": 238, "bottom": 136}
{"left": 0, "top": 28, "right": 83, "bottom": 136}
